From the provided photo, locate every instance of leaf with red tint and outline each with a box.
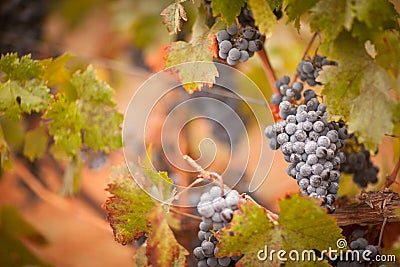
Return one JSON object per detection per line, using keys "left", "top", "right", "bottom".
{"left": 146, "top": 205, "right": 188, "bottom": 267}
{"left": 160, "top": 2, "right": 187, "bottom": 35}
{"left": 165, "top": 13, "right": 220, "bottom": 93}
{"left": 103, "top": 165, "right": 155, "bottom": 245}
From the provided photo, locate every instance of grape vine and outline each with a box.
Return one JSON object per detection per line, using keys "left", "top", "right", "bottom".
{"left": 102, "top": 0, "right": 400, "bottom": 266}
{"left": 1, "top": 0, "right": 399, "bottom": 267}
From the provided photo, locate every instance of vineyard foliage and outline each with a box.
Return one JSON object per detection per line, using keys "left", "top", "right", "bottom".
{"left": 0, "top": 0, "right": 399, "bottom": 267}
{"left": 0, "top": 53, "right": 123, "bottom": 192}
{"left": 102, "top": 0, "right": 400, "bottom": 266}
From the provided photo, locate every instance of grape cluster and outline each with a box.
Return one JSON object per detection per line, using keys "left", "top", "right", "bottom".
{"left": 216, "top": 24, "right": 263, "bottom": 66}
{"left": 270, "top": 75, "right": 304, "bottom": 108}
{"left": 265, "top": 84, "right": 349, "bottom": 211}
{"left": 297, "top": 55, "right": 337, "bottom": 86}
{"left": 193, "top": 186, "right": 243, "bottom": 266}
{"left": 333, "top": 230, "right": 384, "bottom": 267}
{"left": 340, "top": 137, "right": 379, "bottom": 188}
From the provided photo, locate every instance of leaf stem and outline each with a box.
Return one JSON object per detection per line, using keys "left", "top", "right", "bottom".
{"left": 169, "top": 207, "right": 203, "bottom": 221}
{"left": 165, "top": 177, "right": 204, "bottom": 204}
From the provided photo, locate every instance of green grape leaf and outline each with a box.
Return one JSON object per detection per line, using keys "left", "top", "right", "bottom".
{"left": 382, "top": 239, "right": 400, "bottom": 266}
{"left": 374, "top": 31, "right": 400, "bottom": 80}
{"left": 0, "top": 80, "right": 53, "bottom": 120}
{"left": 0, "top": 206, "right": 50, "bottom": 267}
{"left": 79, "top": 104, "right": 123, "bottom": 152}
{"left": 217, "top": 200, "right": 274, "bottom": 257}
{"left": 277, "top": 195, "right": 342, "bottom": 256}
{"left": 353, "top": 0, "right": 399, "bottom": 32}
{"left": 103, "top": 165, "right": 155, "bottom": 245}
{"left": 211, "top": 0, "right": 246, "bottom": 25}
{"left": 309, "top": 0, "right": 353, "bottom": 42}
{"left": 71, "top": 66, "right": 123, "bottom": 152}
{"left": 71, "top": 65, "right": 115, "bottom": 105}
{"left": 160, "top": 2, "right": 187, "bottom": 35}
{"left": 0, "top": 117, "right": 25, "bottom": 151}
{"left": 165, "top": 13, "right": 219, "bottom": 93}
{"left": 0, "top": 125, "right": 12, "bottom": 171}
{"left": 235, "top": 252, "right": 270, "bottom": 267}
{"left": 268, "top": 0, "right": 283, "bottom": 11}
{"left": 348, "top": 65, "right": 395, "bottom": 151}
{"left": 45, "top": 66, "right": 122, "bottom": 158}
{"left": 284, "top": 0, "right": 320, "bottom": 29}
{"left": 0, "top": 53, "right": 44, "bottom": 81}
{"left": 44, "top": 95, "right": 83, "bottom": 157}
{"left": 248, "top": 0, "right": 276, "bottom": 36}
{"left": 319, "top": 31, "right": 397, "bottom": 150}
{"left": 218, "top": 195, "right": 342, "bottom": 265}
{"left": 41, "top": 53, "right": 75, "bottom": 87}
{"left": 23, "top": 125, "right": 48, "bottom": 162}
{"left": 142, "top": 146, "right": 175, "bottom": 201}
{"left": 318, "top": 31, "right": 371, "bottom": 122}
{"left": 134, "top": 244, "right": 148, "bottom": 267}
{"left": 146, "top": 204, "right": 189, "bottom": 267}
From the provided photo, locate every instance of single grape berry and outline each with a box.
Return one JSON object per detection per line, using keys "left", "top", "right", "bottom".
{"left": 216, "top": 30, "right": 230, "bottom": 42}
{"left": 227, "top": 24, "right": 238, "bottom": 35}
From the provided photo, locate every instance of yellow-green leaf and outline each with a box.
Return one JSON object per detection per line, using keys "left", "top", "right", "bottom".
{"left": 310, "top": 0, "right": 353, "bottom": 42}
{"left": 0, "top": 53, "right": 44, "bottom": 81}
{"left": 284, "top": 0, "right": 320, "bottom": 30}
{"left": 146, "top": 205, "right": 189, "bottom": 267}
{"left": 348, "top": 65, "right": 395, "bottom": 151}
{"left": 217, "top": 200, "right": 274, "bottom": 257}
{"left": 23, "top": 126, "right": 48, "bottom": 162}
{"left": 218, "top": 195, "right": 343, "bottom": 265}
{"left": 41, "top": 53, "right": 75, "bottom": 87}
{"left": 142, "top": 145, "right": 175, "bottom": 201}
{"left": 161, "top": 2, "right": 187, "bottom": 35}
{"left": 165, "top": 13, "right": 219, "bottom": 93}
{"left": 0, "top": 125, "right": 12, "bottom": 171}
{"left": 103, "top": 165, "right": 155, "bottom": 245}
{"left": 211, "top": 0, "right": 246, "bottom": 25}
{"left": 248, "top": 0, "right": 276, "bottom": 37}
{"left": 0, "top": 80, "right": 53, "bottom": 120}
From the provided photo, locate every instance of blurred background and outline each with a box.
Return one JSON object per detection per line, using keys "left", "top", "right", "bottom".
{"left": 0, "top": 0, "right": 398, "bottom": 266}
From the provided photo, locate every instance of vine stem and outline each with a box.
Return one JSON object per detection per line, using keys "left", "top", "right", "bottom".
{"left": 165, "top": 155, "right": 223, "bottom": 204}
{"left": 178, "top": 155, "right": 280, "bottom": 225}
{"left": 12, "top": 159, "right": 109, "bottom": 231}
{"left": 384, "top": 156, "right": 400, "bottom": 188}
{"left": 183, "top": 155, "right": 224, "bottom": 189}
{"left": 257, "top": 46, "right": 281, "bottom": 121}
{"left": 257, "top": 46, "right": 278, "bottom": 94}
{"left": 169, "top": 207, "right": 203, "bottom": 221}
